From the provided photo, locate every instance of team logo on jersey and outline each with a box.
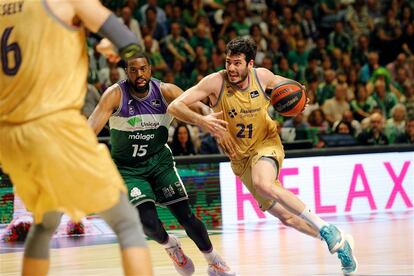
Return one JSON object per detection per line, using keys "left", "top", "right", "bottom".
{"left": 151, "top": 99, "right": 161, "bottom": 107}
{"left": 228, "top": 108, "right": 238, "bottom": 118}
{"left": 127, "top": 116, "right": 142, "bottom": 126}
{"left": 130, "top": 187, "right": 142, "bottom": 198}
{"left": 128, "top": 106, "right": 134, "bottom": 115}
{"left": 250, "top": 90, "right": 259, "bottom": 98}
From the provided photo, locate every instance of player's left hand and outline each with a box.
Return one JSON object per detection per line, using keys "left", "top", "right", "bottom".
{"left": 215, "top": 130, "right": 237, "bottom": 159}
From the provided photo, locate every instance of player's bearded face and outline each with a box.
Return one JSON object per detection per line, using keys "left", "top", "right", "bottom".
{"left": 130, "top": 75, "right": 150, "bottom": 93}
{"left": 127, "top": 58, "right": 151, "bottom": 93}
{"left": 226, "top": 54, "right": 249, "bottom": 85}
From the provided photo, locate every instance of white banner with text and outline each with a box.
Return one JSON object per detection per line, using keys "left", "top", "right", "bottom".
{"left": 220, "top": 152, "right": 414, "bottom": 225}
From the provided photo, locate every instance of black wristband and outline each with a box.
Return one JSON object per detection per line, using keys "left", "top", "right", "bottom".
{"left": 98, "top": 14, "right": 140, "bottom": 51}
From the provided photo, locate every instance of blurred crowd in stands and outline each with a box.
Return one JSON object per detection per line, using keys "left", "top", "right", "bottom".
{"left": 82, "top": 0, "right": 414, "bottom": 155}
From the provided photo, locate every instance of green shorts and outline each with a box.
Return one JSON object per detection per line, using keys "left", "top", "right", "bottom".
{"left": 116, "top": 146, "right": 188, "bottom": 207}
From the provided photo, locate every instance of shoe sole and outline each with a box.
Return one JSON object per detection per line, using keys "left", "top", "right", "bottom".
{"left": 343, "top": 234, "right": 358, "bottom": 276}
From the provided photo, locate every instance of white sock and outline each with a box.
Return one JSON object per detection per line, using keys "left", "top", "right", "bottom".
{"left": 299, "top": 206, "right": 329, "bottom": 231}
{"left": 203, "top": 249, "right": 218, "bottom": 263}
{"left": 162, "top": 234, "right": 178, "bottom": 248}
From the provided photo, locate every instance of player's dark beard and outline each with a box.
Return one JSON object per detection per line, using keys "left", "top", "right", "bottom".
{"left": 128, "top": 78, "right": 149, "bottom": 94}
{"left": 229, "top": 69, "right": 248, "bottom": 85}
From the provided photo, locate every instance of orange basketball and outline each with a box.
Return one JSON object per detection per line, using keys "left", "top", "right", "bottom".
{"left": 270, "top": 80, "right": 306, "bottom": 117}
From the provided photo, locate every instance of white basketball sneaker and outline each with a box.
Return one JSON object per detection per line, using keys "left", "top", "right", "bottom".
{"left": 207, "top": 254, "right": 236, "bottom": 276}
{"left": 164, "top": 235, "right": 195, "bottom": 276}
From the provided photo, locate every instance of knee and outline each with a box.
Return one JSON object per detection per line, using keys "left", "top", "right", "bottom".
{"left": 38, "top": 212, "right": 62, "bottom": 233}
{"left": 252, "top": 178, "right": 277, "bottom": 199}
{"left": 141, "top": 216, "right": 162, "bottom": 234}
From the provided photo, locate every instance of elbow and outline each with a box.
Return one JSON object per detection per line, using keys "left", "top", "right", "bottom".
{"left": 167, "top": 100, "right": 179, "bottom": 116}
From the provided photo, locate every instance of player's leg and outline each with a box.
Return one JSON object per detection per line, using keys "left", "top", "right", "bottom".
{"left": 267, "top": 203, "right": 319, "bottom": 238}
{"left": 22, "top": 212, "right": 62, "bottom": 276}
{"left": 98, "top": 192, "right": 152, "bottom": 276}
{"left": 251, "top": 155, "right": 357, "bottom": 274}
{"left": 136, "top": 201, "right": 169, "bottom": 243}
{"left": 168, "top": 200, "right": 235, "bottom": 276}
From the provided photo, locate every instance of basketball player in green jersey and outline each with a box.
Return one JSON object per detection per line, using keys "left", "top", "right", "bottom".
{"left": 0, "top": 0, "right": 153, "bottom": 275}
{"left": 168, "top": 38, "right": 358, "bottom": 275}
{"left": 88, "top": 54, "right": 235, "bottom": 276}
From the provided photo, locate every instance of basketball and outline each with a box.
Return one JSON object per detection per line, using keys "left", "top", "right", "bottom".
{"left": 270, "top": 80, "right": 306, "bottom": 117}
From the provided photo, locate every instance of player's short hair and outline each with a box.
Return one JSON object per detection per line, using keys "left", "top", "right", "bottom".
{"left": 126, "top": 53, "right": 152, "bottom": 66}
{"left": 225, "top": 38, "right": 257, "bottom": 64}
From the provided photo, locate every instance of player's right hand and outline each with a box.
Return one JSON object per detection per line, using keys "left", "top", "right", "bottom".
{"left": 200, "top": 111, "right": 228, "bottom": 137}
{"left": 96, "top": 38, "right": 121, "bottom": 63}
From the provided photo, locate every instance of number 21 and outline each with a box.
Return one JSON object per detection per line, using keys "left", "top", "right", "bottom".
{"left": 236, "top": 124, "right": 253, "bottom": 138}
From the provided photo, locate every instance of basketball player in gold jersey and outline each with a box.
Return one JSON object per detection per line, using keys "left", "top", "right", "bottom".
{"left": 168, "top": 38, "right": 358, "bottom": 275}
{"left": 0, "top": 0, "right": 152, "bottom": 275}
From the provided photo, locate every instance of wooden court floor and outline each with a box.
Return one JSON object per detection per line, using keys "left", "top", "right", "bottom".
{"left": 1, "top": 210, "right": 413, "bottom": 276}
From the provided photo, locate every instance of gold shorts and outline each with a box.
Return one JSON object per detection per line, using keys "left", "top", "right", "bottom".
{"left": 231, "top": 140, "right": 285, "bottom": 211}
{"left": 0, "top": 110, "right": 126, "bottom": 223}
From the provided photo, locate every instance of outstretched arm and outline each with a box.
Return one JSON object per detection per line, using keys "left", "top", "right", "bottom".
{"left": 167, "top": 73, "right": 228, "bottom": 134}
{"left": 161, "top": 83, "right": 208, "bottom": 115}
{"left": 88, "top": 85, "right": 121, "bottom": 135}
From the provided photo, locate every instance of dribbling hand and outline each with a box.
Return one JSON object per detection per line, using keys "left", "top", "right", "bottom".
{"left": 200, "top": 111, "right": 228, "bottom": 136}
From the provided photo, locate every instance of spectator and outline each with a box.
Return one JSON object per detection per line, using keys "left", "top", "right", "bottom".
{"left": 359, "top": 51, "right": 380, "bottom": 83}
{"left": 371, "top": 79, "right": 398, "bottom": 118}
{"left": 211, "top": 38, "right": 226, "bottom": 71}
{"left": 322, "top": 83, "right": 350, "bottom": 125}
{"left": 190, "top": 56, "right": 212, "bottom": 85}
{"left": 333, "top": 110, "right": 362, "bottom": 137}
{"left": 82, "top": 84, "right": 101, "bottom": 118}
{"left": 401, "top": 82, "right": 414, "bottom": 119}
{"left": 384, "top": 104, "right": 407, "bottom": 143}
{"left": 171, "top": 59, "right": 190, "bottom": 90}
{"left": 143, "top": 35, "right": 168, "bottom": 80}
{"left": 357, "top": 112, "right": 389, "bottom": 145}
{"left": 248, "top": 24, "right": 267, "bottom": 64}
{"left": 199, "top": 134, "right": 221, "bottom": 154}
{"left": 301, "top": 6, "right": 319, "bottom": 40}
{"left": 98, "top": 59, "right": 126, "bottom": 90}
{"left": 316, "top": 69, "right": 336, "bottom": 105}
{"left": 142, "top": 6, "right": 167, "bottom": 42}
{"left": 394, "top": 117, "right": 414, "bottom": 144}
{"left": 139, "top": 0, "right": 167, "bottom": 27}
{"left": 345, "top": 0, "right": 373, "bottom": 42}
{"left": 164, "top": 22, "right": 196, "bottom": 66}
{"left": 386, "top": 53, "right": 413, "bottom": 81}
{"left": 328, "top": 20, "right": 352, "bottom": 53}
{"left": 307, "top": 108, "right": 330, "bottom": 133}
{"left": 274, "top": 57, "right": 296, "bottom": 79}
{"left": 120, "top": 6, "right": 144, "bottom": 47}
{"left": 170, "top": 124, "right": 197, "bottom": 156}
{"left": 182, "top": 0, "right": 207, "bottom": 28}
{"left": 265, "top": 36, "right": 284, "bottom": 66}
{"left": 287, "top": 38, "right": 309, "bottom": 72}
{"left": 231, "top": 4, "right": 252, "bottom": 37}
{"left": 351, "top": 34, "right": 370, "bottom": 69}
{"left": 283, "top": 113, "right": 310, "bottom": 140}
{"left": 401, "top": 23, "right": 414, "bottom": 56}
{"left": 372, "top": 9, "right": 402, "bottom": 64}
{"left": 189, "top": 22, "right": 215, "bottom": 59}
{"left": 303, "top": 80, "right": 320, "bottom": 118}
{"left": 309, "top": 36, "right": 328, "bottom": 64}
{"left": 299, "top": 57, "right": 324, "bottom": 84}
{"left": 350, "top": 83, "right": 377, "bottom": 122}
